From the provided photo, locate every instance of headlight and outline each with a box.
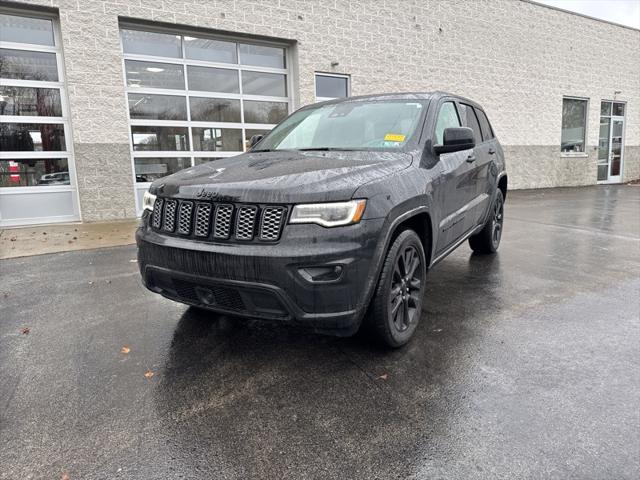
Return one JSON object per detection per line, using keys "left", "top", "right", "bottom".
{"left": 142, "top": 190, "right": 156, "bottom": 212}
{"left": 289, "top": 199, "right": 366, "bottom": 227}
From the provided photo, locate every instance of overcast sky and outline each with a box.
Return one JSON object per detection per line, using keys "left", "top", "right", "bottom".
{"left": 534, "top": 0, "right": 640, "bottom": 28}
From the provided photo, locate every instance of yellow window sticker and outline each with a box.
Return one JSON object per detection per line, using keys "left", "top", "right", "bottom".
{"left": 384, "top": 133, "right": 406, "bottom": 142}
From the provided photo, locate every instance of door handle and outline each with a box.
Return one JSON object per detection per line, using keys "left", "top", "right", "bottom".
{"left": 488, "top": 148, "right": 496, "bottom": 155}
{"left": 466, "top": 154, "right": 476, "bottom": 163}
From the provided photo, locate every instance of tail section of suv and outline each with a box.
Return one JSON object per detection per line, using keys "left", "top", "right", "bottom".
{"left": 136, "top": 92, "right": 507, "bottom": 347}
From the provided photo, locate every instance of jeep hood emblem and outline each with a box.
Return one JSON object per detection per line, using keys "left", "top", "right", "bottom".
{"left": 196, "top": 188, "right": 220, "bottom": 199}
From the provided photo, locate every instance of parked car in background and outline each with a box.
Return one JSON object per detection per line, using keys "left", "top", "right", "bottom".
{"left": 38, "top": 172, "right": 70, "bottom": 185}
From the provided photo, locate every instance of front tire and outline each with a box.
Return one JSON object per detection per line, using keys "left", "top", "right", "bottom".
{"left": 369, "top": 229, "right": 427, "bottom": 348}
{"left": 469, "top": 189, "right": 504, "bottom": 254}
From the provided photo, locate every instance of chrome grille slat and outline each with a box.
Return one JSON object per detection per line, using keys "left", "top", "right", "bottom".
{"left": 213, "top": 204, "right": 234, "bottom": 239}
{"left": 162, "top": 200, "right": 177, "bottom": 232}
{"left": 194, "top": 203, "right": 212, "bottom": 237}
{"left": 260, "top": 206, "right": 286, "bottom": 241}
{"left": 152, "top": 198, "right": 285, "bottom": 243}
{"left": 235, "top": 206, "right": 257, "bottom": 241}
{"left": 177, "top": 201, "right": 193, "bottom": 235}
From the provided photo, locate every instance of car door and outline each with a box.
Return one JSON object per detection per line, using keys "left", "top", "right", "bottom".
{"left": 457, "top": 102, "right": 492, "bottom": 228}
{"left": 430, "top": 99, "right": 478, "bottom": 255}
{"left": 474, "top": 108, "right": 499, "bottom": 223}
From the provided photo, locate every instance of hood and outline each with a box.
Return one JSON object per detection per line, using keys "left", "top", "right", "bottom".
{"left": 152, "top": 150, "right": 413, "bottom": 204}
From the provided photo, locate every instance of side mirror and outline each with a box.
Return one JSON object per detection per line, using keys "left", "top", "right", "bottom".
{"left": 434, "top": 127, "right": 475, "bottom": 155}
{"left": 249, "top": 134, "right": 264, "bottom": 149}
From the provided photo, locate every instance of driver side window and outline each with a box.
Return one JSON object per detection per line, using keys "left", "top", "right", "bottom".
{"left": 434, "top": 101, "right": 461, "bottom": 145}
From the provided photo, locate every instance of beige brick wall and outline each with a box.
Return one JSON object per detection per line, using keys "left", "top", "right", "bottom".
{"left": 11, "top": 0, "right": 640, "bottom": 220}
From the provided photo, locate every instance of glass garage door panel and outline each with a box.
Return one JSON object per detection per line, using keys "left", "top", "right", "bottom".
{"left": 0, "top": 190, "right": 77, "bottom": 223}
{"left": 120, "top": 26, "right": 292, "bottom": 215}
{"left": 0, "top": 11, "right": 78, "bottom": 226}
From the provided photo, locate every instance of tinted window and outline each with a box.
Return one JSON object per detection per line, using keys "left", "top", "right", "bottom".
{"left": 0, "top": 48, "right": 58, "bottom": 81}
{"left": 475, "top": 108, "right": 494, "bottom": 141}
{"left": 128, "top": 94, "right": 187, "bottom": 120}
{"left": 458, "top": 103, "right": 482, "bottom": 144}
{"left": 1, "top": 158, "right": 69, "bottom": 187}
{"left": 560, "top": 98, "right": 586, "bottom": 153}
{"left": 134, "top": 157, "right": 191, "bottom": 182}
{"left": 612, "top": 102, "right": 625, "bottom": 116}
{"left": 242, "top": 71, "right": 286, "bottom": 97}
{"left": 245, "top": 128, "right": 271, "bottom": 150}
{"left": 125, "top": 60, "right": 184, "bottom": 89}
{"left": 191, "top": 128, "right": 243, "bottom": 151}
{"left": 187, "top": 66, "right": 239, "bottom": 93}
{"left": 184, "top": 36, "right": 237, "bottom": 63}
{"left": 0, "top": 14, "right": 54, "bottom": 46}
{"left": 434, "top": 102, "right": 460, "bottom": 145}
{"left": 190, "top": 97, "right": 241, "bottom": 122}
{"left": 243, "top": 100, "right": 288, "bottom": 124}
{"left": 131, "top": 126, "right": 189, "bottom": 151}
{"left": 0, "top": 86, "right": 62, "bottom": 117}
{"left": 0, "top": 123, "right": 66, "bottom": 151}
{"left": 121, "top": 29, "right": 181, "bottom": 58}
{"left": 239, "top": 44, "right": 285, "bottom": 68}
{"left": 315, "top": 75, "right": 349, "bottom": 99}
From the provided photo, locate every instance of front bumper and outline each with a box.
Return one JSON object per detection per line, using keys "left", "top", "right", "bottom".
{"left": 136, "top": 213, "right": 385, "bottom": 336}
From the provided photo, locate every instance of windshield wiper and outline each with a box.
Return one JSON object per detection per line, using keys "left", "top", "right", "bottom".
{"left": 297, "top": 147, "right": 358, "bottom": 151}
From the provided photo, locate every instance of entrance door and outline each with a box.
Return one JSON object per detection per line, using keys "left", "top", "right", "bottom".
{"left": 597, "top": 101, "right": 626, "bottom": 184}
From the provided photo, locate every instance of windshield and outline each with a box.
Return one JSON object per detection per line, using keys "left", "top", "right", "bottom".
{"left": 255, "top": 100, "right": 425, "bottom": 151}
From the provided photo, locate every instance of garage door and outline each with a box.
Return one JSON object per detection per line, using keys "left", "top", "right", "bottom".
{"left": 0, "top": 9, "right": 80, "bottom": 227}
{"left": 119, "top": 26, "right": 293, "bottom": 215}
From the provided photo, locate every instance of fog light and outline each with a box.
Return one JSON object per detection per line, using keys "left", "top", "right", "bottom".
{"left": 195, "top": 286, "right": 215, "bottom": 305}
{"left": 299, "top": 265, "right": 343, "bottom": 283}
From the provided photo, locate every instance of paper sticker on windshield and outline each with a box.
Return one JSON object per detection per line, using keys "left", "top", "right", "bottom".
{"left": 384, "top": 133, "right": 406, "bottom": 142}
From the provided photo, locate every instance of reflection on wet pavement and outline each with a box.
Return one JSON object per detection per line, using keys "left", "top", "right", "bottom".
{"left": 1, "top": 186, "right": 638, "bottom": 479}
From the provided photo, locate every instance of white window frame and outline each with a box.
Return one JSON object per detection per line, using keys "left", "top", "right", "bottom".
{"left": 560, "top": 96, "right": 589, "bottom": 158}
{"left": 0, "top": 6, "right": 81, "bottom": 226}
{"left": 314, "top": 72, "right": 350, "bottom": 102}
{"left": 119, "top": 23, "right": 294, "bottom": 216}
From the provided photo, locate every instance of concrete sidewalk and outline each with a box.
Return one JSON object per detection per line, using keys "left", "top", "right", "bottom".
{"left": 0, "top": 219, "right": 138, "bottom": 260}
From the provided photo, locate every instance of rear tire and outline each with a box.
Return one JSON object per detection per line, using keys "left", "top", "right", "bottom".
{"left": 369, "top": 229, "right": 427, "bottom": 348}
{"left": 469, "top": 189, "right": 504, "bottom": 254}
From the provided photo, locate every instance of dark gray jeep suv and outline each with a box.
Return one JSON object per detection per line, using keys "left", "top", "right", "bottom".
{"left": 136, "top": 92, "right": 507, "bottom": 347}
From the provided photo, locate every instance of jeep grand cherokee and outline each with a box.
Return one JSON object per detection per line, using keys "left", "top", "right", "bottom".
{"left": 136, "top": 92, "right": 507, "bottom": 347}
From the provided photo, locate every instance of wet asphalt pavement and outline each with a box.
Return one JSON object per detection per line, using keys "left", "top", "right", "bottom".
{"left": 1, "top": 185, "right": 639, "bottom": 480}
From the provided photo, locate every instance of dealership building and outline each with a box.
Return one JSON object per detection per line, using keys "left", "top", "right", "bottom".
{"left": 0, "top": 0, "right": 638, "bottom": 226}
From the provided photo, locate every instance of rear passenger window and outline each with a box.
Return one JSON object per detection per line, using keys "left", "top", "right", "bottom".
{"left": 434, "top": 101, "right": 460, "bottom": 145}
{"left": 458, "top": 103, "right": 482, "bottom": 144}
{"left": 475, "top": 109, "right": 494, "bottom": 141}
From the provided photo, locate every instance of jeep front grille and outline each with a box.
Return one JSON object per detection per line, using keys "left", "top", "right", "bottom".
{"left": 177, "top": 201, "right": 193, "bottom": 235}
{"left": 259, "top": 207, "right": 286, "bottom": 241}
{"left": 213, "top": 204, "right": 234, "bottom": 239}
{"left": 151, "top": 197, "right": 287, "bottom": 243}
{"left": 235, "top": 206, "right": 257, "bottom": 241}
{"left": 162, "top": 200, "right": 177, "bottom": 232}
{"left": 152, "top": 198, "right": 163, "bottom": 229}
{"left": 194, "top": 203, "right": 212, "bottom": 238}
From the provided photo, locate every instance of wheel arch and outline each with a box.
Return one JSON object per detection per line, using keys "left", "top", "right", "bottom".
{"left": 498, "top": 174, "right": 508, "bottom": 200}
{"left": 388, "top": 211, "right": 433, "bottom": 267}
